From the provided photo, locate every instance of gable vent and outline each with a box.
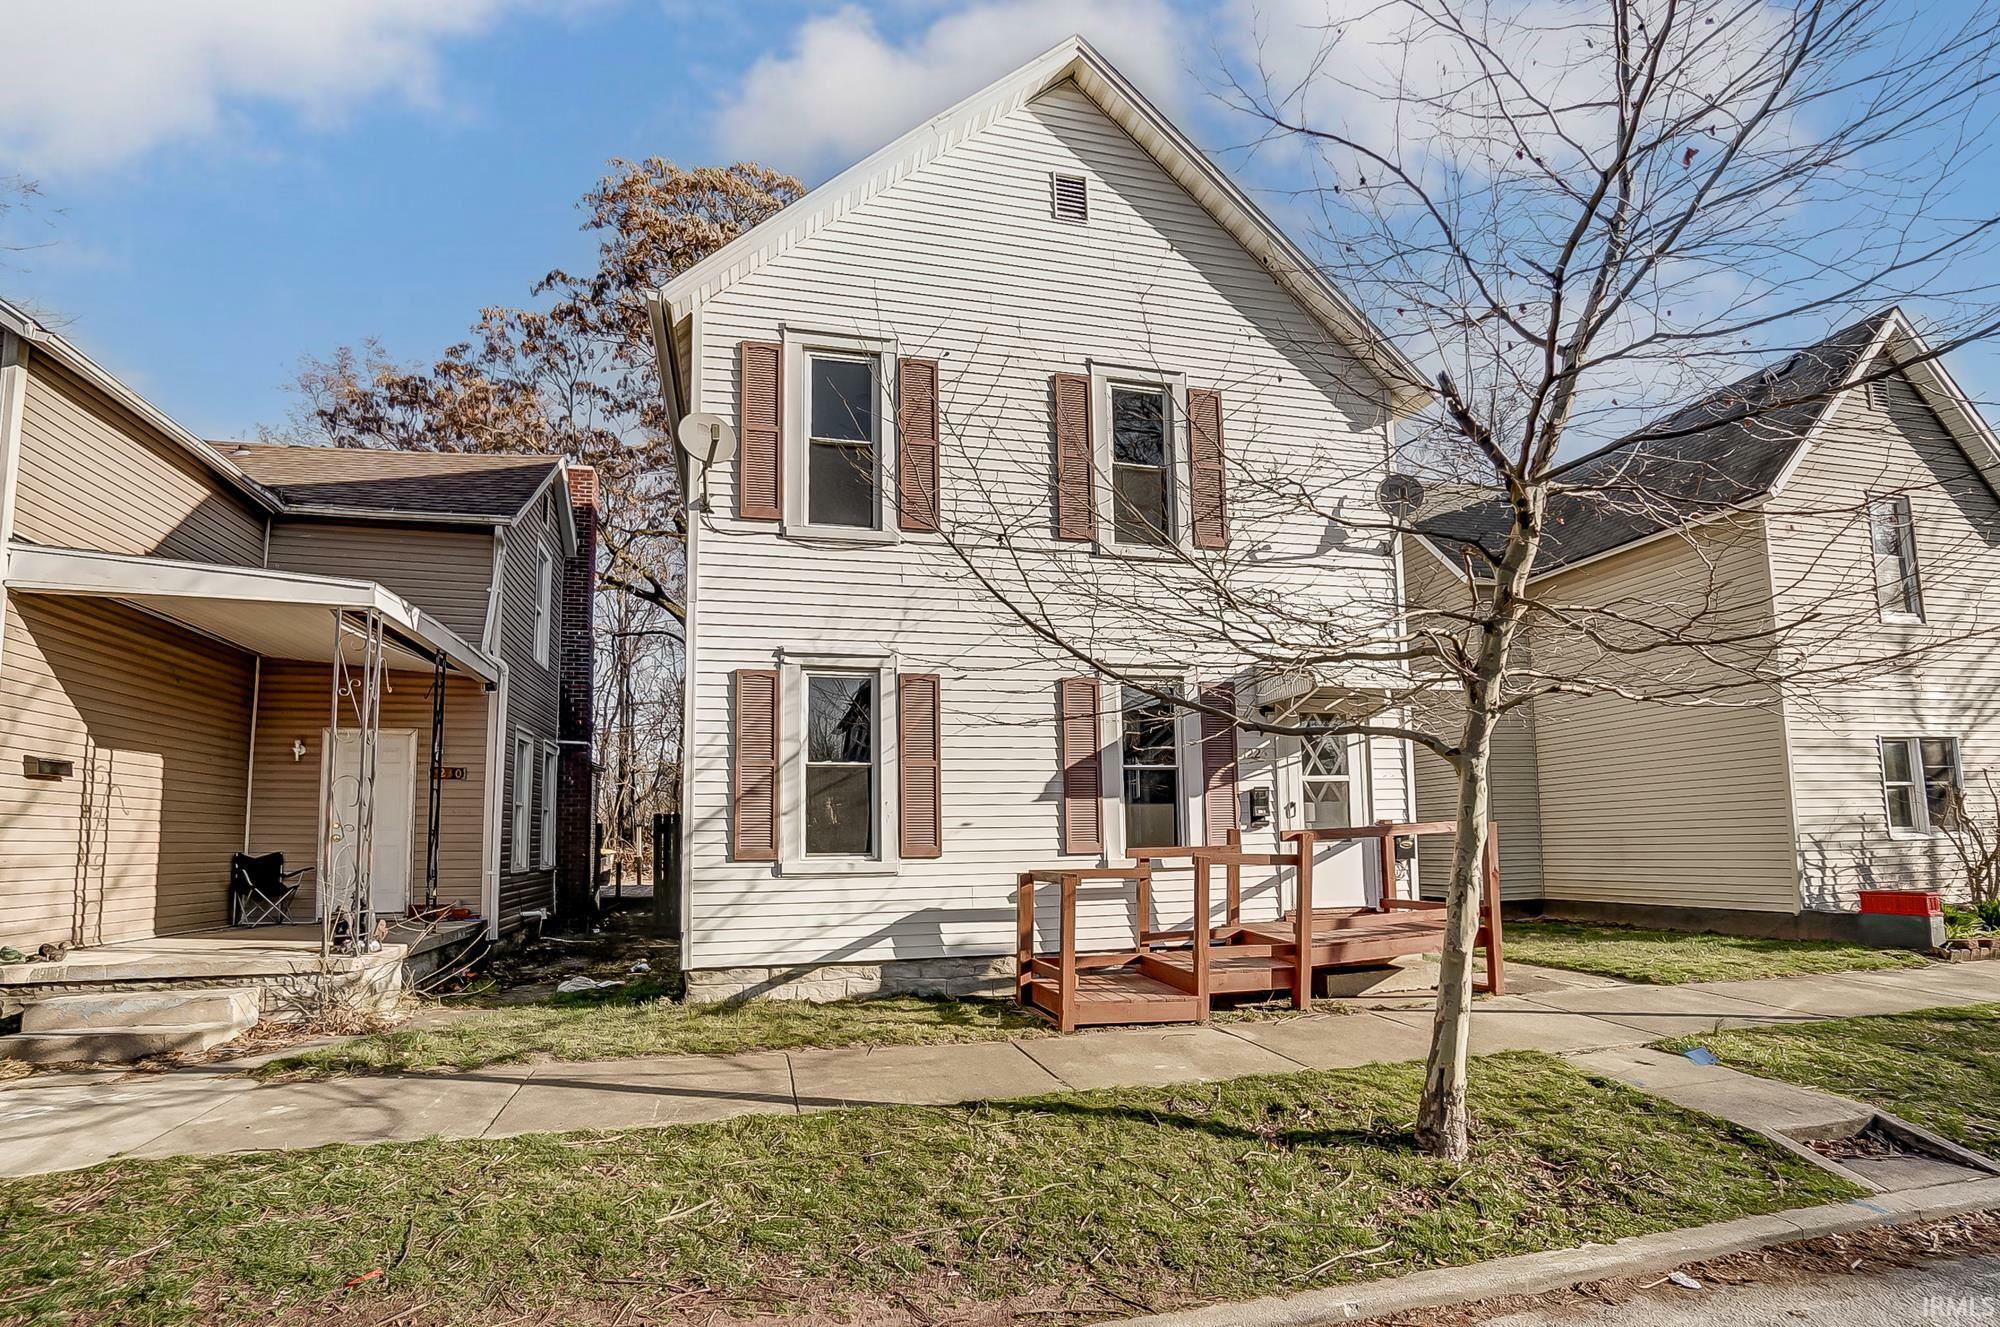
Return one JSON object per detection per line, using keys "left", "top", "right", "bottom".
{"left": 1050, "top": 172, "right": 1088, "bottom": 223}
{"left": 1866, "top": 377, "right": 1892, "bottom": 410}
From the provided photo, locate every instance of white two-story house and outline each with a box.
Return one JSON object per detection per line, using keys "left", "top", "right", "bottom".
{"left": 648, "top": 37, "right": 1428, "bottom": 1001}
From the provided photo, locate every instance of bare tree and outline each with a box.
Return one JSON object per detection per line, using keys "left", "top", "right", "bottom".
{"left": 925, "top": 0, "right": 2000, "bottom": 1158}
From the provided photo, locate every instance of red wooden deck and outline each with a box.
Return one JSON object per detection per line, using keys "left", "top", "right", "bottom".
{"left": 1014, "top": 822, "right": 1504, "bottom": 1031}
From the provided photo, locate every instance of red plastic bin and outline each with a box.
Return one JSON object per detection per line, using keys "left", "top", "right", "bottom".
{"left": 1858, "top": 889, "right": 1942, "bottom": 917}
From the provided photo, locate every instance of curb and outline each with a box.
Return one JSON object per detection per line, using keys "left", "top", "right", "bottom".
{"left": 1106, "top": 1176, "right": 2000, "bottom": 1327}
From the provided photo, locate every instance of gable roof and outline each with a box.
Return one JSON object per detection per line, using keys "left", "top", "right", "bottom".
{"left": 648, "top": 35, "right": 1429, "bottom": 418}
{"left": 1414, "top": 310, "right": 1935, "bottom": 576}
{"left": 215, "top": 441, "right": 563, "bottom": 525}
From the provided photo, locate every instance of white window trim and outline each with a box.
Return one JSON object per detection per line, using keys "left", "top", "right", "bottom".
{"left": 776, "top": 649, "right": 901, "bottom": 876}
{"left": 1867, "top": 493, "right": 1924, "bottom": 625}
{"left": 1088, "top": 361, "right": 1191, "bottom": 556}
{"left": 781, "top": 328, "right": 900, "bottom": 544}
{"left": 1097, "top": 675, "right": 1201, "bottom": 865}
{"left": 539, "top": 741, "right": 559, "bottom": 870}
{"left": 510, "top": 730, "right": 533, "bottom": 869}
{"left": 532, "top": 544, "right": 555, "bottom": 667}
{"left": 1879, "top": 735, "right": 1960, "bottom": 839}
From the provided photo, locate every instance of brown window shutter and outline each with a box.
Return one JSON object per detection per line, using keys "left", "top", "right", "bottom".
{"left": 1198, "top": 681, "right": 1239, "bottom": 845}
{"left": 897, "top": 357, "right": 941, "bottom": 532}
{"left": 1189, "top": 387, "right": 1227, "bottom": 549}
{"left": 731, "top": 668, "right": 780, "bottom": 861}
{"left": 1052, "top": 372, "right": 1094, "bottom": 540}
{"left": 737, "top": 340, "right": 782, "bottom": 521}
{"left": 898, "top": 673, "right": 944, "bottom": 857}
{"left": 1057, "top": 677, "right": 1103, "bottom": 853}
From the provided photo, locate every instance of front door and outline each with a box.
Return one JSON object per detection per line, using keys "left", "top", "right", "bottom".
{"left": 1287, "top": 729, "right": 1373, "bottom": 908}
{"left": 322, "top": 729, "right": 416, "bottom": 917}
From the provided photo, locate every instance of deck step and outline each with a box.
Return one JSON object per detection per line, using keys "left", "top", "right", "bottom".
{"left": 0, "top": 1020, "right": 255, "bottom": 1065}
{"left": 19, "top": 987, "right": 260, "bottom": 1033}
{"left": 4, "top": 987, "right": 260, "bottom": 1064}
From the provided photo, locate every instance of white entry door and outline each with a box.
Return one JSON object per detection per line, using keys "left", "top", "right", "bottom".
{"left": 1284, "top": 730, "right": 1374, "bottom": 908}
{"left": 321, "top": 729, "right": 417, "bottom": 917}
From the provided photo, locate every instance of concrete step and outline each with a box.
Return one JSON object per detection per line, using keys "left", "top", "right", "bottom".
{"left": 0, "top": 1020, "right": 253, "bottom": 1065}
{"left": 19, "top": 987, "right": 259, "bottom": 1033}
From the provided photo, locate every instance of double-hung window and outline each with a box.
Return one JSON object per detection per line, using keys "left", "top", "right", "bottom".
{"left": 1119, "top": 685, "right": 1181, "bottom": 848}
{"left": 1110, "top": 387, "right": 1172, "bottom": 546}
{"left": 1880, "top": 736, "right": 1959, "bottom": 834}
{"left": 804, "top": 673, "right": 875, "bottom": 856}
{"left": 533, "top": 545, "right": 555, "bottom": 667}
{"left": 510, "top": 733, "right": 532, "bottom": 868}
{"left": 806, "top": 354, "right": 880, "bottom": 530}
{"left": 1867, "top": 494, "right": 1923, "bottom": 621}
{"left": 539, "top": 743, "right": 559, "bottom": 869}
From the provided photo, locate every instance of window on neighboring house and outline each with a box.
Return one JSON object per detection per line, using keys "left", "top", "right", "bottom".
{"left": 539, "top": 743, "right": 559, "bottom": 870}
{"left": 533, "top": 545, "right": 555, "bottom": 667}
{"left": 1881, "top": 736, "right": 1959, "bottom": 834}
{"left": 1300, "top": 729, "right": 1355, "bottom": 829}
{"left": 804, "top": 673, "right": 874, "bottom": 855}
{"left": 807, "top": 354, "right": 879, "bottom": 529}
{"left": 1120, "top": 686, "right": 1180, "bottom": 848}
{"left": 1110, "top": 386, "right": 1172, "bottom": 547}
{"left": 1868, "top": 494, "right": 1923, "bottom": 621}
{"left": 511, "top": 733, "right": 533, "bottom": 867}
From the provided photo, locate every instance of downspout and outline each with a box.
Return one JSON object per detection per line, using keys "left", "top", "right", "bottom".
{"left": 243, "top": 658, "right": 261, "bottom": 851}
{"left": 0, "top": 332, "right": 30, "bottom": 678}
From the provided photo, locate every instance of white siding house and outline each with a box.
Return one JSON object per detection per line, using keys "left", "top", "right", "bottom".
{"left": 649, "top": 38, "right": 1425, "bottom": 999}
{"left": 1409, "top": 309, "right": 2000, "bottom": 937}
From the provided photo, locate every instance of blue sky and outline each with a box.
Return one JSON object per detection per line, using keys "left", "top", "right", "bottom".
{"left": 2, "top": 0, "right": 1995, "bottom": 441}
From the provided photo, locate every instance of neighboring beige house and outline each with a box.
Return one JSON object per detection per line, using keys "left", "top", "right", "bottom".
{"left": 1408, "top": 309, "right": 2000, "bottom": 936}
{"left": 0, "top": 297, "right": 597, "bottom": 960}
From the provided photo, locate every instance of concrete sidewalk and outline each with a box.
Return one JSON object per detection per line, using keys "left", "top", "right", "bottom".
{"left": 1, "top": 961, "right": 1993, "bottom": 1178}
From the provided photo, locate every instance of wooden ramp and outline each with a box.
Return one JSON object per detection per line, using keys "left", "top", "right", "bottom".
{"left": 1014, "top": 822, "right": 1504, "bottom": 1032}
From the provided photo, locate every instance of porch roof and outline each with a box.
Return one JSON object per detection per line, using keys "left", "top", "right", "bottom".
{"left": 4, "top": 544, "right": 497, "bottom": 683}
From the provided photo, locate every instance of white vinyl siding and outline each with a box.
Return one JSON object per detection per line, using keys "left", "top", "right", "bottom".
{"left": 1510, "top": 518, "right": 1799, "bottom": 914}
{"left": 681, "top": 81, "right": 1405, "bottom": 970}
{"left": 1767, "top": 371, "right": 2000, "bottom": 908}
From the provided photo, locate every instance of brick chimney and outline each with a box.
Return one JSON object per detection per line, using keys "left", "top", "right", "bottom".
{"left": 555, "top": 464, "right": 599, "bottom": 925}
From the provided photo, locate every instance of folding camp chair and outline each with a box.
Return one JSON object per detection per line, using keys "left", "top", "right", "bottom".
{"left": 230, "top": 852, "right": 309, "bottom": 927}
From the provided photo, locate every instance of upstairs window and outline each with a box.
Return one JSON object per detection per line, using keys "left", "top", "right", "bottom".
{"left": 1867, "top": 494, "right": 1923, "bottom": 621}
{"left": 1110, "top": 386, "right": 1172, "bottom": 547}
{"left": 807, "top": 354, "right": 879, "bottom": 529}
{"left": 1881, "top": 736, "right": 1959, "bottom": 834}
{"left": 533, "top": 545, "right": 555, "bottom": 667}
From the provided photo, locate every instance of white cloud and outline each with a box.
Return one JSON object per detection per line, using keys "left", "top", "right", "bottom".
{"left": 712, "top": 1, "right": 1189, "bottom": 177}
{"left": 0, "top": 1, "right": 535, "bottom": 175}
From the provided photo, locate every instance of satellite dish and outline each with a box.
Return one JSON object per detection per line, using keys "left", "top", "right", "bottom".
{"left": 677, "top": 412, "right": 737, "bottom": 466}
{"left": 1376, "top": 473, "right": 1426, "bottom": 519}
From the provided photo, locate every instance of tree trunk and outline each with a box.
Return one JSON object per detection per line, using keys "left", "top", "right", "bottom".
{"left": 1413, "top": 704, "right": 1496, "bottom": 1159}
{"left": 1414, "top": 491, "right": 1541, "bottom": 1159}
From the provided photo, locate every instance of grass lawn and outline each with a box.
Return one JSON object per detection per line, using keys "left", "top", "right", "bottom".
{"left": 258, "top": 977, "right": 1051, "bottom": 1080}
{"left": 1503, "top": 920, "right": 1932, "bottom": 985}
{"left": 0, "top": 1053, "right": 1857, "bottom": 1327}
{"left": 1661, "top": 1004, "right": 2000, "bottom": 1155}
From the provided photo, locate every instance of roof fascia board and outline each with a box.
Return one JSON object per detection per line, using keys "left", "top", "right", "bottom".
{"left": 4, "top": 543, "right": 496, "bottom": 681}
{"left": 277, "top": 503, "right": 513, "bottom": 527}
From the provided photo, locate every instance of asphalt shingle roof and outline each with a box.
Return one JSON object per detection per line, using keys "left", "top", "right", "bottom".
{"left": 213, "top": 442, "right": 559, "bottom": 521}
{"left": 1416, "top": 312, "right": 1891, "bottom": 572}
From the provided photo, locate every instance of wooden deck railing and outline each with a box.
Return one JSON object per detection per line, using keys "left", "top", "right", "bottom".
{"left": 1015, "top": 865, "right": 1159, "bottom": 1031}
